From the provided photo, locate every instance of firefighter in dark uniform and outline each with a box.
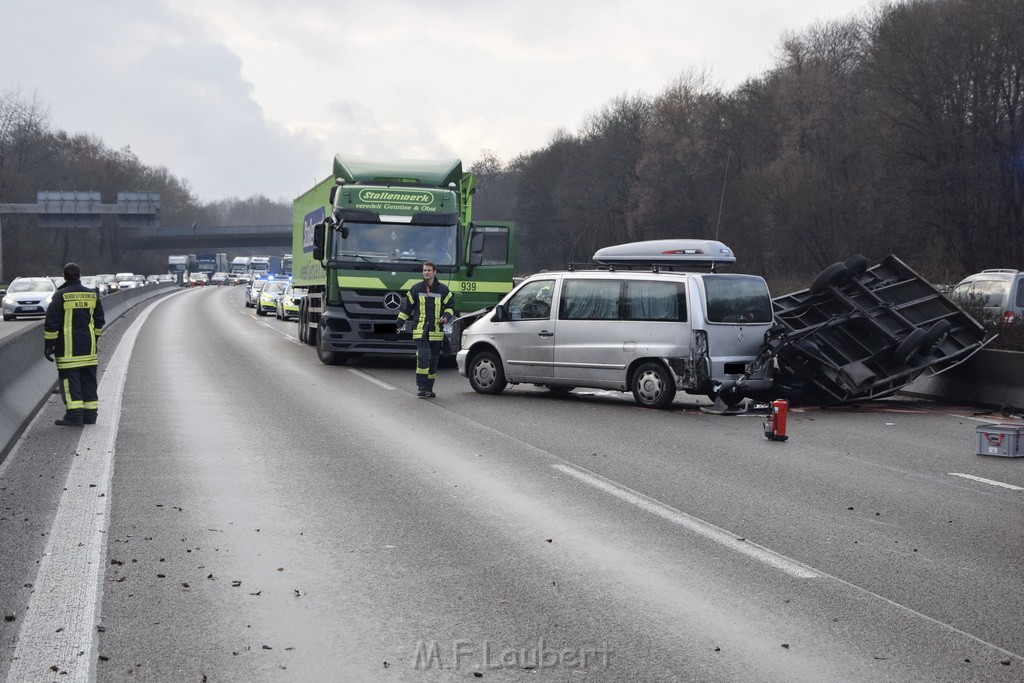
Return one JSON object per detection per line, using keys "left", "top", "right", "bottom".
{"left": 397, "top": 261, "right": 455, "bottom": 398}
{"left": 44, "top": 262, "right": 105, "bottom": 426}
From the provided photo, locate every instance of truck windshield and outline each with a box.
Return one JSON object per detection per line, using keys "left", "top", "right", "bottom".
{"left": 332, "top": 222, "right": 458, "bottom": 267}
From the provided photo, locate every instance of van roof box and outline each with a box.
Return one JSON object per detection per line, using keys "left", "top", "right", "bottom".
{"left": 593, "top": 239, "right": 736, "bottom": 269}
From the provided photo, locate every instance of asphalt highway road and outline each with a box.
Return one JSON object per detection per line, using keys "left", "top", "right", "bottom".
{"left": 1, "top": 285, "right": 1022, "bottom": 681}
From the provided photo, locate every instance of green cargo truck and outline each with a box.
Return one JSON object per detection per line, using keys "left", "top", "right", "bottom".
{"left": 293, "top": 154, "right": 514, "bottom": 365}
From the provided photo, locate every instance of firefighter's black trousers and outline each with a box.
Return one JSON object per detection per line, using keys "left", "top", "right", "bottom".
{"left": 57, "top": 365, "right": 98, "bottom": 423}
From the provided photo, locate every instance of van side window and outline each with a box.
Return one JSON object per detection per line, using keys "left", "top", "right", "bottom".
{"left": 507, "top": 279, "right": 554, "bottom": 320}
{"left": 974, "top": 279, "right": 1008, "bottom": 307}
{"left": 560, "top": 279, "right": 621, "bottom": 320}
{"left": 703, "top": 275, "right": 774, "bottom": 323}
{"left": 624, "top": 280, "right": 687, "bottom": 321}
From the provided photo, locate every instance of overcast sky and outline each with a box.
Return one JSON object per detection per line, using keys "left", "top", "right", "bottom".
{"left": 1, "top": 0, "right": 872, "bottom": 203}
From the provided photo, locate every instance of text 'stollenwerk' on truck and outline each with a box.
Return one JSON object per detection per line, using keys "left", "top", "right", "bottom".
{"left": 292, "top": 154, "right": 515, "bottom": 365}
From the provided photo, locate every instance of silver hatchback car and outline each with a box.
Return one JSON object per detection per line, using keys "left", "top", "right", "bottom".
{"left": 950, "top": 269, "right": 1024, "bottom": 323}
{"left": 2, "top": 277, "right": 57, "bottom": 321}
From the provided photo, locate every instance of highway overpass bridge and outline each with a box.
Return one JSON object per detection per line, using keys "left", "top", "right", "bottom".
{"left": 123, "top": 224, "right": 292, "bottom": 251}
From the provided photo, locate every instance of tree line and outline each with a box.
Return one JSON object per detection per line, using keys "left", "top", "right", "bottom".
{"left": 0, "top": 92, "right": 290, "bottom": 278}
{"left": 470, "top": 0, "right": 1024, "bottom": 291}
{"left": 2, "top": 0, "right": 1021, "bottom": 291}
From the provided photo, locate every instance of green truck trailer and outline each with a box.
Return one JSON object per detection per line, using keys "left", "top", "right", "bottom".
{"left": 293, "top": 154, "right": 514, "bottom": 364}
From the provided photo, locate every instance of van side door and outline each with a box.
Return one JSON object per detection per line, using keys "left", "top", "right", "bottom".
{"left": 554, "top": 278, "right": 690, "bottom": 387}
{"left": 497, "top": 278, "right": 556, "bottom": 382}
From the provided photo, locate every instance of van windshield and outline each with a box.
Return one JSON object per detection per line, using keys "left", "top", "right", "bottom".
{"left": 703, "top": 275, "right": 773, "bottom": 323}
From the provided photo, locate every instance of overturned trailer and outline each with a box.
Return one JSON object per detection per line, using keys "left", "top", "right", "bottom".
{"left": 743, "top": 254, "right": 991, "bottom": 406}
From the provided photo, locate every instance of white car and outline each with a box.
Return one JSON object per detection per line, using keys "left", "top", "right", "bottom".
{"left": 115, "top": 272, "right": 138, "bottom": 289}
{"left": 2, "top": 277, "right": 57, "bottom": 321}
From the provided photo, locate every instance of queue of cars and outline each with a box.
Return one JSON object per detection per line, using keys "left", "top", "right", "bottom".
{"left": 0, "top": 271, "right": 168, "bottom": 321}
{"left": 238, "top": 276, "right": 305, "bottom": 321}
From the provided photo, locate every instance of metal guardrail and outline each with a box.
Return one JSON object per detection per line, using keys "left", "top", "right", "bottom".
{"left": 0, "top": 283, "right": 177, "bottom": 459}
{"left": 901, "top": 348, "right": 1024, "bottom": 410}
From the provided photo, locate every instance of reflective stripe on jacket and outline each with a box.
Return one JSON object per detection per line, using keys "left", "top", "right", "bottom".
{"left": 397, "top": 279, "right": 455, "bottom": 341}
{"left": 44, "top": 281, "right": 105, "bottom": 369}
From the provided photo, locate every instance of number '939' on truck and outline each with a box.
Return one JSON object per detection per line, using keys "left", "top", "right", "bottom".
{"left": 292, "top": 154, "right": 515, "bottom": 365}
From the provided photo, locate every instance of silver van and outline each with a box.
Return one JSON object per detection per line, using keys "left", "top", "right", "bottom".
{"left": 949, "top": 269, "right": 1024, "bottom": 324}
{"left": 456, "top": 240, "right": 774, "bottom": 409}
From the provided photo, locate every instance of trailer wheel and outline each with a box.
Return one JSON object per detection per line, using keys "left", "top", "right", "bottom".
{"left": 631, "top": 361, "right": 677, "bottom": 409}
{"left": 844, "top": 254, "right": 869, "bottom": 280}
{"left": 468, "top": 351, "right": 507, "bottom": 395}
{"left": 893, "top": 327, "right": 929, "bottom": 364}
{"left": 920, "top": 320, "right": 952, "bottom": 356}
{"left": 778, "top": 339, "right": 823, "bottom": 377}
{"left": 810, "top": 263, "right": 849, "bottom": 296}
{"left": 712, "top": 386, "right": 746, "bottom": 408}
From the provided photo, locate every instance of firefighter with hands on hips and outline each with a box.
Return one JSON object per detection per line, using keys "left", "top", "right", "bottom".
{"left": 397, "top": 260, "right": 455, "bottom": 398}
{"left": 43, "top": 262, "right": 105, "bottom": 426}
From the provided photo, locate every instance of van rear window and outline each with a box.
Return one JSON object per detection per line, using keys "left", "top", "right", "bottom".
{"left": 703, "top": 275, "right": 773, "bottom": 323}
{"left": 559, "top": 279, "right": 687, "bottom": 321}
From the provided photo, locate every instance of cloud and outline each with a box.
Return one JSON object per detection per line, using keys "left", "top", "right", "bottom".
{"left": 2, "top": 0, "right": 873, "bottom": 200}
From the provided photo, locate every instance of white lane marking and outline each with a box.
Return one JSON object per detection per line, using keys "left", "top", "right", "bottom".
{"left": 6, "top": 293, "right": 176, "bottom": 683}
{"left": 348, "top": 368, "right": 397, "bottom": 390}
{"left": 250, "top": 313, "right": 305, "bottom": 342}
{"left": 949, "top": 473, "right": 1024, "bottom": 491}
{"left": 551, "top": 463, "right": 820, "bottom": 579}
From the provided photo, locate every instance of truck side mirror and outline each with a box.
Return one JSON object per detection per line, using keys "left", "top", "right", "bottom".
{"left": 312, "top": 221, "right": 325, "bottom": 261}
{"left": 466, "top": 231, "right": 485, "bottom": 276}
{"left": 468, "top": 231, "right": 485, "bottom": 267}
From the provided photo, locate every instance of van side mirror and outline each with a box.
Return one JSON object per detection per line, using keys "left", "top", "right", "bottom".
{"left": 491, "top": 303, "right": 508, "bottom": 322}
{"left": 312, "top": 221, "right": 325, "bottom": 261}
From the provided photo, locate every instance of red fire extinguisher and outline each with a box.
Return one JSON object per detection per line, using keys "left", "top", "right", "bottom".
{"left": 764, "top": 399, "right": 789, "bottom": 441}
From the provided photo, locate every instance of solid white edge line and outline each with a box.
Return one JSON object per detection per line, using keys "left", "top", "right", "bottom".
{"left": 949, "top": 473, "right": 1024, "bottom": 491}
{"left": 551, "top": 463, "right": 820, "bottom": 579}
{"left": 6, "top": 292, "right": 181, "bottom": 683}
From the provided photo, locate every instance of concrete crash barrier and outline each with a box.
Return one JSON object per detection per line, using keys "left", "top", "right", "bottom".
{"left": 0, "top": 283, "right": 177, "bottom": 458}
{"left": 902, "top": 348, "right": 1024, "bottom": 411}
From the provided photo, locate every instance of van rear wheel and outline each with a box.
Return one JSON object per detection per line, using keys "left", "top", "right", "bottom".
{"left": 468, "top": 351, "right": 507, "bottom": 395}
{"left": 631, "top": 362, "right": 676, "bottom": 409}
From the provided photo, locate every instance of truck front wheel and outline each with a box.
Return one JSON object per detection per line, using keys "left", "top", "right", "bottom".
{"left": 316, "top": 323, "right": 348, "bottom": 365}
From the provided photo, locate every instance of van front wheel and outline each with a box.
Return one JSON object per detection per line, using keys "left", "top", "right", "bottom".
{"left": 631, "top": 362, "right": 676, "bottom": 409}
{"left": 468, "top": 351, "right": 507, "bottom": 395}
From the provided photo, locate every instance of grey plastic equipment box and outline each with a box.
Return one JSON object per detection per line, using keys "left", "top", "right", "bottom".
{"left": 976, "top": 424, "right": 1024, "bottom": 457}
